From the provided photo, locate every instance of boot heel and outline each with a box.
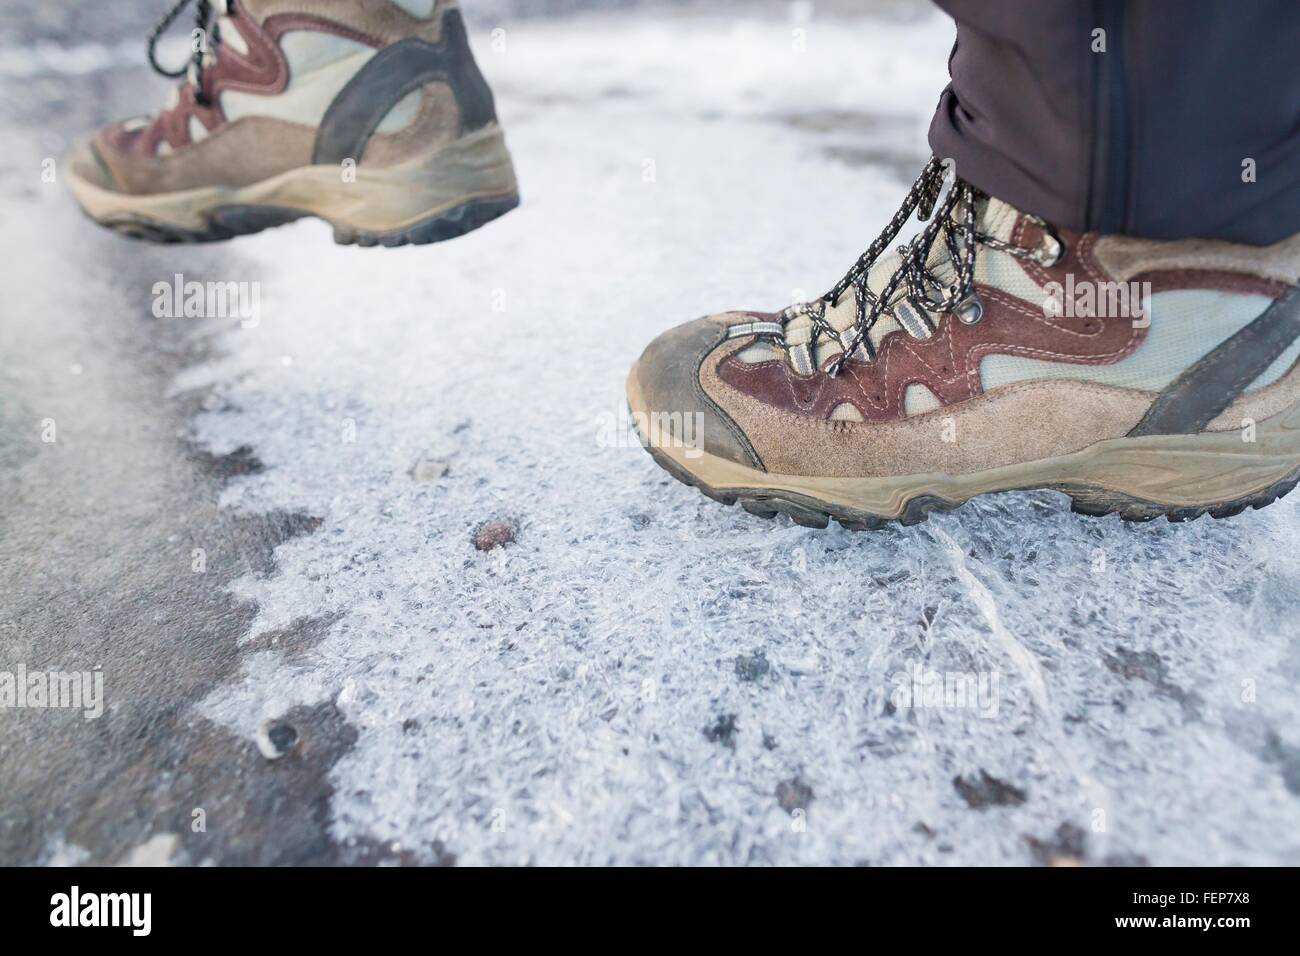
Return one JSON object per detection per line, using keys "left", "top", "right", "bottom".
{"left": 325, "top": 126, "right": 520, "bottom": 246}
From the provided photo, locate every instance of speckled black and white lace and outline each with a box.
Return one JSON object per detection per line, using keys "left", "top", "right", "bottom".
{"left": 776, "top": 157, "right": 1064, "bottom": 377}
{"left": 146, "top": 0, "right": 227, "bottom": 106}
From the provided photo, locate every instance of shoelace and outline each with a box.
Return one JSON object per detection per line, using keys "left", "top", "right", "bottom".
{"left": 779, "top": 157, "right": 1065, "bottom": 377}
{"left": 146, "top": 0, "right": 225, "bottom": 106}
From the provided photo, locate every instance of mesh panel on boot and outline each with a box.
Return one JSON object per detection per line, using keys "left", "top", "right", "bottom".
{"left": 979, "top": 290, "right": 1273, "bottom": 393}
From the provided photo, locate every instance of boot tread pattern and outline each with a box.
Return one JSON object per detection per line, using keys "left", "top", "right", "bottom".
{"left": 93, "top": 193, "right": 519, "bottom": 248}
{"left": 640, "top": 435, "right": 1300, "bottom": 531}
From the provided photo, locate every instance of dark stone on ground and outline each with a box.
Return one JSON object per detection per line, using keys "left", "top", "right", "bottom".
{"left": 954, "top": 770, "right": 1027, "bottom": 809}
{"left": 703, "top": 713, "right": 738, "bottom": 748}
{"left": 776, "top": 777, "right": 814, "bottom": 814}
{"left": 473, "top": 520, "right": 516, "bottom": 551}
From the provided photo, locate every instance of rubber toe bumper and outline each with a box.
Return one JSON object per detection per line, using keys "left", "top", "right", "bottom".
{"left": 632, "top": 317, "right": 763, "bottom": 469}
{"left": 66, "top": 135, "right": 120, "bottom": 192}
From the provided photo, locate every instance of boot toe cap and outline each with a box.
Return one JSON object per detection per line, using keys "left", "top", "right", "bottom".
{"left": 66, "top": 135, "right": 121, "bottom": 192}
{"left": 629, "top": 315, "right": 763, "bottom": 469}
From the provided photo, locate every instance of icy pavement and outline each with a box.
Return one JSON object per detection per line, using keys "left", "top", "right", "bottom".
{"left": 7, "top": 4, "right": 1300, "bottom": 866}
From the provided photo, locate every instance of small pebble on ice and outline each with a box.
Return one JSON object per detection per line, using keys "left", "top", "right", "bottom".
{"left": 776, "top": 778, "right": 815, "bottom": 814}
{"left": 473, "top": 521, "right": 516, "bottom": 551}
{"left": 410, "top": 460, "right": 449, "bottom": 481}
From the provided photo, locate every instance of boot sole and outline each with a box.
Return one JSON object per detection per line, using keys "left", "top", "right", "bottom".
{"left": 66, "top": 126, "right": 518, "bottom": 248}
{"left": 626, "top": 363, "right": 1300, "bottom": 530}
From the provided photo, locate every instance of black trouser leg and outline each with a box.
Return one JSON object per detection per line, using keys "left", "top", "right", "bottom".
{"left": 927, "top": 0, "right": 1300, "bottom": 244}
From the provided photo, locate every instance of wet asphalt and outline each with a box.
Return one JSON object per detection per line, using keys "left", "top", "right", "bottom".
{"left": 0, "top": 0, "right": 382, "bottom": 866}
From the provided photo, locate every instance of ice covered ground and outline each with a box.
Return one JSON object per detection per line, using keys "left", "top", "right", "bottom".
{"left": 6, "top": 2, "right": 1298, "bottom": 865}
{"left": 169, "top": 8, "right": 1300, "bottom": 866}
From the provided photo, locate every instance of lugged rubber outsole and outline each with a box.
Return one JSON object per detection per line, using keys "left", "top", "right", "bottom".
{"left": 93, "top": 192, "right": 520, "bottom": 248}
{"left": 638, "top": 435, "right": 1300, "bottom": 531}
{"left": 332, "top": 193, "right": 519, "bottom": 247}
{"left": 625, "top": 358, "right": 1300, "bottom": 532}
{"left": 67, "top": 125, "right": 520, "bottom": 248}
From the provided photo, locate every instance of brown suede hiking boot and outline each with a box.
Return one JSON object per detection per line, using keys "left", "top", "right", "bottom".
{"left": 66, "top": 0, "right": 517, "bottom": 246}
{"left": 628, "top": 158, "right": 1300, "bottom": 529}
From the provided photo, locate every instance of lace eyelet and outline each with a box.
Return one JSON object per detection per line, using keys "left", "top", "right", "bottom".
{"left": 1034, "top": 235, "right": 1064, "bottom": 267}
{"left": 955, "top": 295, "right": 984, "bottom": 325}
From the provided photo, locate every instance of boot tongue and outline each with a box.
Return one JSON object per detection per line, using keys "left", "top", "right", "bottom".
{"left": 762, "top": 195, "right": 1024, "bottom": 368}
{"left": 982, "top": 195, "right": 1020, "bottom": 244}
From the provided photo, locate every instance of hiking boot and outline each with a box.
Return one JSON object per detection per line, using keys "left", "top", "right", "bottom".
{"left": 627, "top": 158, "right": 1300, "bottom": 529}
{"left": 66, "top": 0, "right": 518, "bottom": 246}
